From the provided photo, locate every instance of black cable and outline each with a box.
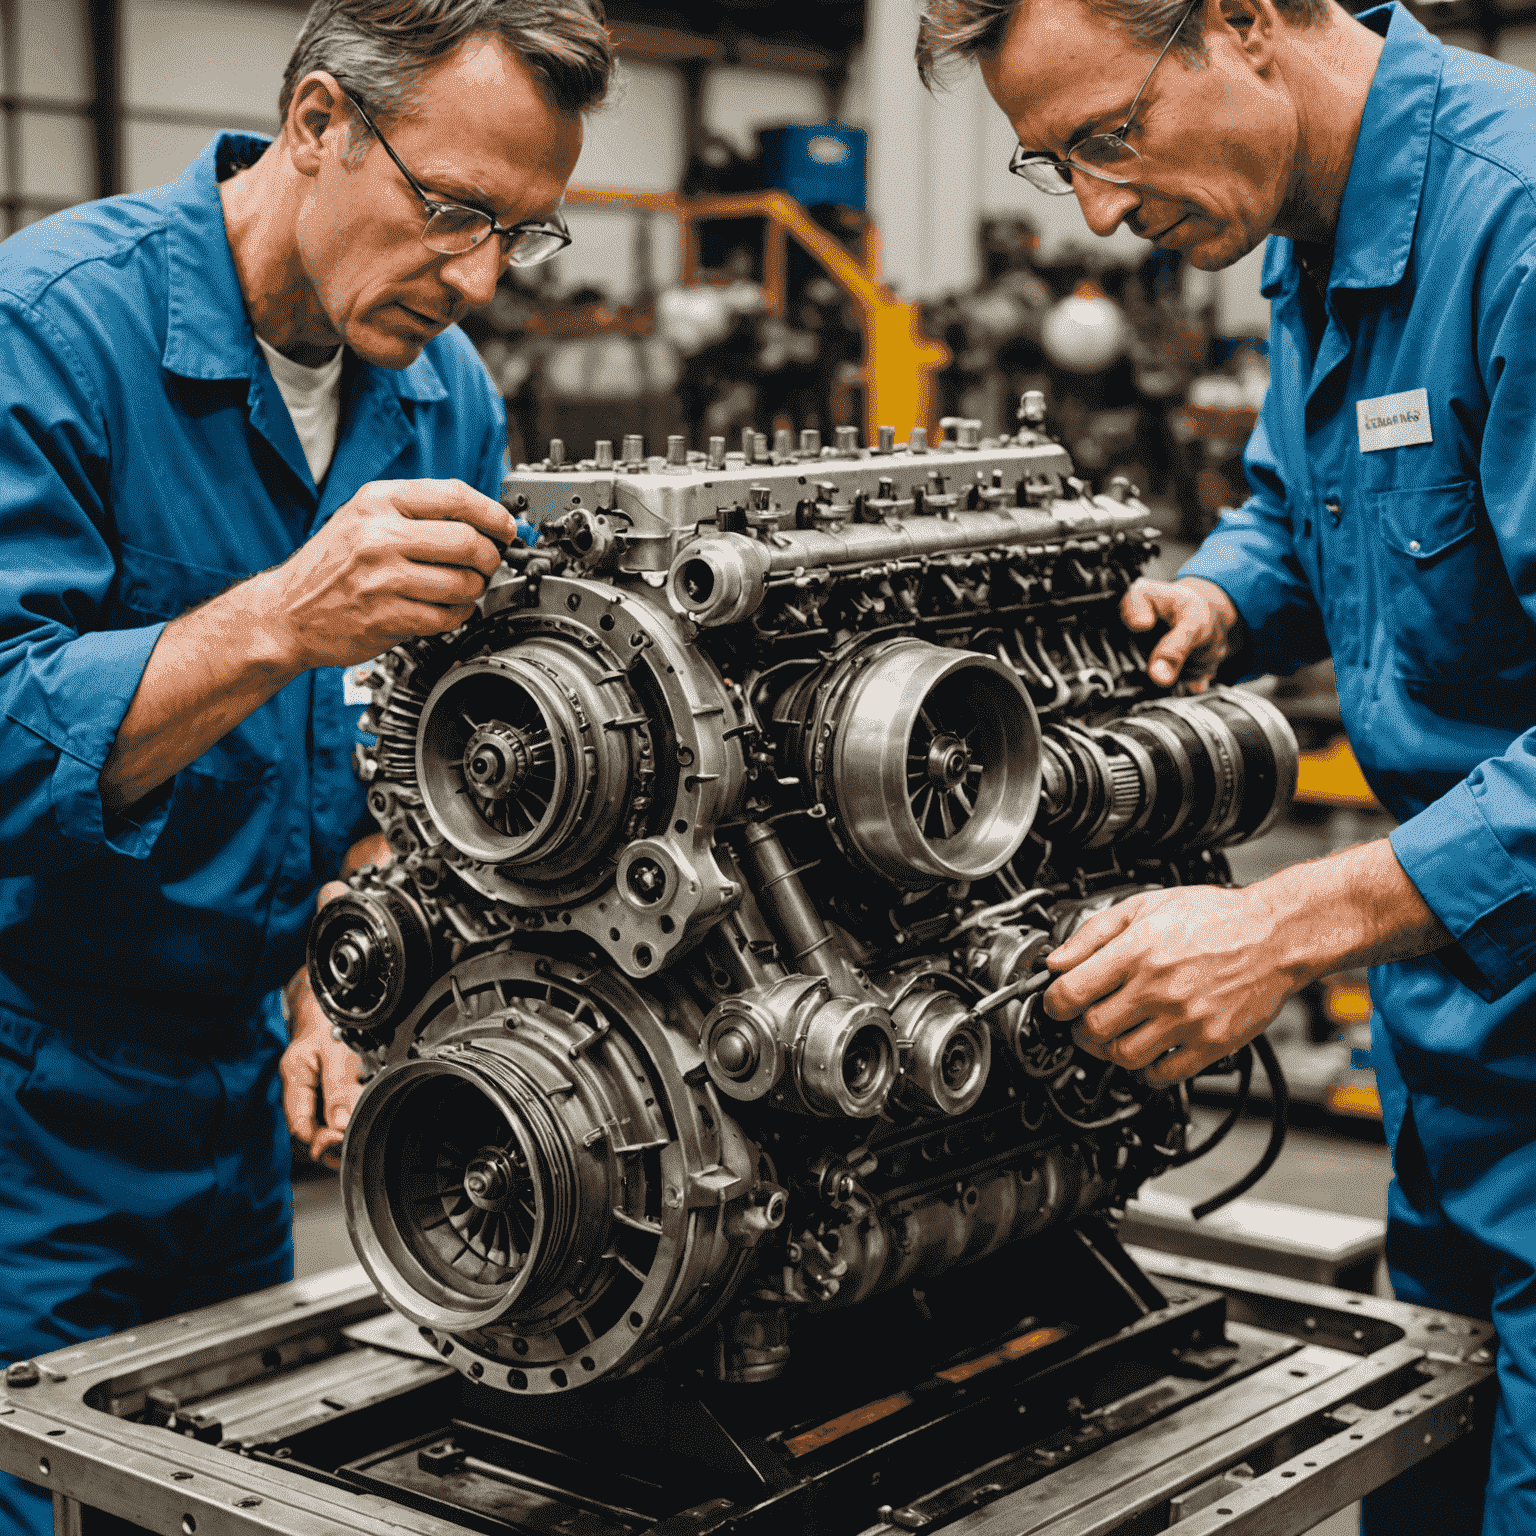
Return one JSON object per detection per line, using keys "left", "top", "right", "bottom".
{"left": 1190, "top": 1031, "right": 1288, "bottom": 1221}
{"left": 1046, "top": 1090, "right": 1145, "bottom": 1132}
{"left": 1170, "top": 1044, "right": 1253, "bottom": 1167}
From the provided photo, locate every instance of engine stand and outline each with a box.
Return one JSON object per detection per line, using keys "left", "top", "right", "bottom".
{"left": 0, "top": 1222, "right": 1495, "bottom": 1535}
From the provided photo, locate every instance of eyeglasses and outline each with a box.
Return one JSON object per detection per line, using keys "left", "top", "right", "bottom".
{"left": 344, "top": 92, "right": 572, "bottom": 267}
{"left": 1008, "top": 0, "right": 1201, "bottom": 196}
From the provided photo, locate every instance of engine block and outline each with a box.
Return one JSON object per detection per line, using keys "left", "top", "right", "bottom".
{"left": 309, "top": 414, "right": 1297, "bottom": 1399}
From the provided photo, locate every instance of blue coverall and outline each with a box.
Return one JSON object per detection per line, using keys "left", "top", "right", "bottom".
{"left": 1182, "top": 8, "right": 1536, "bottom": 1530}
{"left": 0, "top": 132, "right": 506, "bottom": 1535}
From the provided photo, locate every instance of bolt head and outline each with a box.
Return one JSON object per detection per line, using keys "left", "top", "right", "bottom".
{"left": 4, "top": 1361, "right": 40, "bottom": 1388}
{"left": 715, "top": 1026, "right": 756, "bottom": 1077}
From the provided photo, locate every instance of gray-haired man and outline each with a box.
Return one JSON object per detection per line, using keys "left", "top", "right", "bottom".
{"left": 0, "top": 5, "right": 608, "bottom": 1531}
{"left": 921, "top": 0, "right": 1536, "bottom": 1529}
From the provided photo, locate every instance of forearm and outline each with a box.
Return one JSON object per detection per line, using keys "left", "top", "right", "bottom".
{"left": 100, "top": 573, "right": 299, "bottom": 812}
{"left": 1256, "top": 837, "right": 1450, "bottom": 985}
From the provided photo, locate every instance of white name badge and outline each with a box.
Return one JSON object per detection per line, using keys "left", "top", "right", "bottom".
{"left": 1356, "top": 388, "right": 1432, "bottom": 453}
{"left": 342, "top": 664, "right": 374, "bottom": 706}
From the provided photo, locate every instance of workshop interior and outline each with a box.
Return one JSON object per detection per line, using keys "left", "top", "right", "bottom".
{"left": 0, "top": 1, "right": 1522, "bottom": 1534}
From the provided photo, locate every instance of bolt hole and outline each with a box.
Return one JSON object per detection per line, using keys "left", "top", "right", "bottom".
{"left": 551, "top": 1369, "right": 568, "bottom": 1388}
{"left": 1304, "top": 1461, "right": 1317, "bottom": 1468}
{"left": 171, "top": 1471, "right": 193, "bottom": 1481}
{"left": 566, "top": 593, "right": 581, "bottom": 611}
{"left": 1350, "top": 1433, "right": 1364, "bottom": 1441}
{"left": 470, "top": 1363, "right": 484, "bottom": 1379}
{"left": 634, "top": 945, "right": 652, "bottom": 968}
{"left": 236, "top": 1499, "right": 262, "bottom": 1509}
{"left": 609, "top": 927, "right": 621, "bottom": 941}
{"left": 183, "top": 1519, "right": 197, "bottom": 1534}
{"left": 659, "top": 915, "right": 675, "bottom": 934}
{"left": 261, "top": 1347, "right": 281, "bottom": 1369}
{"left": 442, "top": 1342, "right": 454, "bottom": 1356}
{"left": 512, "top": 1337, "right": 529, "bottom": 1355}
{"left": 37, "top": 1458, "right": 48, "bottom": 1476}
{"left": 560, "top": 911, "right": 572, "bottom": 925}
{"left": 1217, "top": 1511, "right": 1232, "bottom": 1518}
{"left": 629, "top": 1311, "right": 643, "bottom": 1329}
{"left": 1281, "top": 1471, "right": 1295, "bottom": 1479}
{"left": 1289, "top": 1370, "right": 1308, "bottom": 1378}
{"left": 675, "top": 819, "right": 688, "bottom": 833}
{"left": 600, "top": 613, "right": 615, "bottom": 630}
{"left": 46, "top": 1430, "right": 64, "bottom": 1437}
{"left": 507, "top": 1369, "right": 527, "bottom": 1390}
{"left": 581, "top": 1357, "right": 596, "bottom": 1372}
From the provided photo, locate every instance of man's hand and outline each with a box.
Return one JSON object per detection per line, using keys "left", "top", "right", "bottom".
{"left": 279, "top": 833, "right": 391, "bottom": 1164}
{"left": 1042, "top": 885, "right": 1295, "bottom": 1087}
{"left": 252, "top": 478, "right": 517, "bottom": 671}
{"left": 1123, "top": 576, "right": 1243, "bottom": 690}
{"left": 280, "top": 954, "right": 364, "bottom": 1166}
{"left": 102, "top": 479, "right": 516, "bottom": 811}
{"left": 1041, "top": 839, "right": 1451, "bottom": 1088}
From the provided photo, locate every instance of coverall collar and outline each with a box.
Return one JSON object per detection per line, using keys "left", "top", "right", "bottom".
{"left": 1261, "top": 2, "right": 1441, "bottom": 300}
{"left": 161, "top": 131, "right": 447, "bottom": 405}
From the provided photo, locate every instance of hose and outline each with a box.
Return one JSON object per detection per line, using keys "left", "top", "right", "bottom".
{"left": 1170, "top": 1044, "right": 1253, "bottom": 1167}
{"left": 1190, "top": 1031, "right": 1288, "bottom": 1221}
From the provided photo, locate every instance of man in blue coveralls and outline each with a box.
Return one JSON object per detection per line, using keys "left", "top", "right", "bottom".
{"left": 0, "top": 1, "right": 609, "bottom": 1530}
{"left": 921, "top": 0, "right": 1536, "bottom": 1528}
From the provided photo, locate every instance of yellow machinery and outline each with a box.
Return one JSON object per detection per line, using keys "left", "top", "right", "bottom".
{"left": 565, "top": 186, "right": 950, "bottom": 446}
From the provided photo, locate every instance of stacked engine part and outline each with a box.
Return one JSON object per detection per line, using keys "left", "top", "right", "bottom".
{"left": 309, "top": 410, "right": 1297, "bottom": 1399}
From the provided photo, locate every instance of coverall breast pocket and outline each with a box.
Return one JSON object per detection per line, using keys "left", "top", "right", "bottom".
{"left": 1371, "top": 480, "right": 1526, "bottom": 683}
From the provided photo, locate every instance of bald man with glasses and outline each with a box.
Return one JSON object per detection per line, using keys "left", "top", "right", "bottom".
{"left": 921, "top": 0, "right": 1536, "bottom": 1530}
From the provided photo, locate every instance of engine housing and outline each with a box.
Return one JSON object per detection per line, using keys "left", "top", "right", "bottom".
{"left": 311, "top": 417, "right": 1296, "bottom": 1397}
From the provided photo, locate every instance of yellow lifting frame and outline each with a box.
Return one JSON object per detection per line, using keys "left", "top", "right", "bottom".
{"left": 565, "top": 186, "right": 951, "bottom": 446}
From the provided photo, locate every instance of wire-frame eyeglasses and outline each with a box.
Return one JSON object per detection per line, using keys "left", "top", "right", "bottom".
{"left": 344, "top": 92, "right": 572, "bottom": 267}
{"left": 1007, "top": 0, "right": 1202, "bottom": 196}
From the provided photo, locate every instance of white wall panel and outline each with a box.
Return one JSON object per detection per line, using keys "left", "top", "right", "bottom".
{"left": 554, "top": 205, "right": 682, "bottom": 301}
{"left": 1495, "top": 23, "right": 1536, "bottom": 71}
{"left": 123, "top": 0, "right": 297, "bottom": 118}
{"left": 1437, "top": 28, "right": 1487, "bottom": 54}
{"left": 567, "top": 60, "right": 687, "bottom": 299}
{"left": 124, "top": 117, "right": 217, "bottom": 192}
{"left": 19, "top": 0, "right": 90, "bottom": 101}
{"left": 699, "top": 66, "right": 827, "bottom": 156}
{"left": 1213, "top": 240, "right": 1270, "bottom": 339}
{"left": 18, "top": 111, "right": 94, "bottom": 199}
{"left": 573, "top": 60, "right": 687, "bottom": 192}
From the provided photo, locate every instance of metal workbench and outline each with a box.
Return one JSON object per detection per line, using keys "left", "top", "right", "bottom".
{"left": 0, "top": 1248, "right": 1495, "bottom": 1536}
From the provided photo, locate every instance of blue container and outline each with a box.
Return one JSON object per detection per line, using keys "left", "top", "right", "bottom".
{"left": 757, "top": 123, "right": 867, "bottom": 211}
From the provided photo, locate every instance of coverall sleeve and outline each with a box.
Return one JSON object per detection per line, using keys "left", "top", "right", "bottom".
{"left": 1176, "top": 392, "right": 1330, "bottom": 678}
{"left": 0, "top": 296, "right": 171, "bottom": 875}
{"left": 1388, "top": 247, "right": 1536, "bottom": 1003}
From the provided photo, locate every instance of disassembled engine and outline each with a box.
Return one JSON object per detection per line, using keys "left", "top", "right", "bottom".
{"left": 309, "top": 409, "right": 1297, "bottom": 1400}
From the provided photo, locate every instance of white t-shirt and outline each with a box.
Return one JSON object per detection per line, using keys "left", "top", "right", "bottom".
{"left": 256, "top": 335, "right": 345, "bottom": 486}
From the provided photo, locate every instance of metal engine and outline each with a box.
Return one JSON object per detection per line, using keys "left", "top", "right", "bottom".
{"left": 308, "top": 411, "right": 1297, "bottom": 1401}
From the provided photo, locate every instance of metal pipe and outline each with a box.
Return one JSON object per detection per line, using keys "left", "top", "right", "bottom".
{"left": 668, "top": 499, "right": 1132, "bottom": 626}
{"left": 740, "top": 823, "right": 863, "bottom": 997}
